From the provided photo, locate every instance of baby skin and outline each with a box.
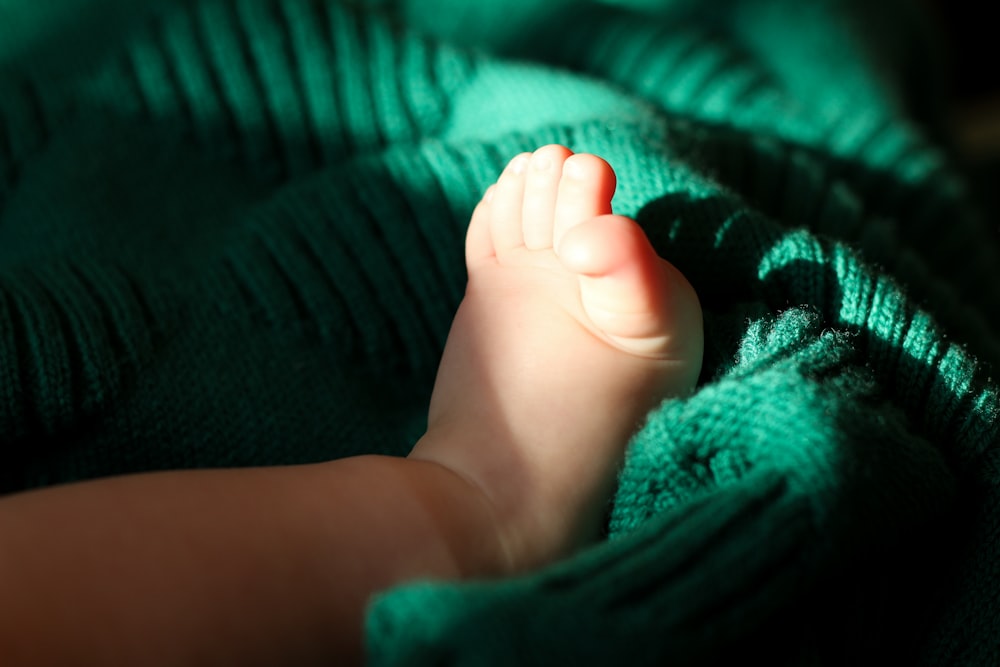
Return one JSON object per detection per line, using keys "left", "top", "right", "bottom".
{"left": 412, "top": 144, "right": 703, "bottom": 568}
{"left": 0, "top": 146, "right": 701, "bottom": 666}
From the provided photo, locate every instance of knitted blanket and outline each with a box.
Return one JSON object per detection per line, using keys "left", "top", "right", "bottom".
{"left": 2, "top": 0, "right": 998, "bottom": 663}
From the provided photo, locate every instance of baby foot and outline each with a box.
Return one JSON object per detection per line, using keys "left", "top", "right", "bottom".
{"left": 411, "top": 145, "right": 703, "bottom": 571}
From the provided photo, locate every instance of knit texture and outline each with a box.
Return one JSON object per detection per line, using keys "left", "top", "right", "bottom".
{"left": 1, "top": 0, "right": 997, "bottom": 664}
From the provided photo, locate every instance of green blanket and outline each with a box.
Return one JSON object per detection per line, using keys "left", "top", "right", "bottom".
{"left": 2, "top": 0, "right": 997, "bottom": 663}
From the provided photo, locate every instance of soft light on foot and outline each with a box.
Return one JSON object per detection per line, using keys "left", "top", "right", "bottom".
{"left": 412, "top": 144, "right": 703, "bottom": 571}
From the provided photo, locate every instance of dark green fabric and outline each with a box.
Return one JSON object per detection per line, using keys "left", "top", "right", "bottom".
{"left": 1, "top": 0, "right": 997, "bottom": 664}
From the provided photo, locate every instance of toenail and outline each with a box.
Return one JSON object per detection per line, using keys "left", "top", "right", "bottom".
{"left": 564, "top": 157, "right": 584, "bottom": 180}
{"left": 532, "top": 154, "right": 552, "bottom": 171}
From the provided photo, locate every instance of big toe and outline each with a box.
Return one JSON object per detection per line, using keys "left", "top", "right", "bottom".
{"left": 558, "top": 214, "right": 703, "bottom": 370}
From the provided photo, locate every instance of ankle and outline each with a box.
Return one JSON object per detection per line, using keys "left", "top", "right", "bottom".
{"left": 410, "top": 421, "right": 607, "bottom": 571}
{"left": 398, "top": 444, "right": 520, "bottom": 580}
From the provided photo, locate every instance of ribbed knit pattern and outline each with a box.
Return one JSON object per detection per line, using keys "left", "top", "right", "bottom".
{"left": 1, "top": 0, "right": 997, "bottom": 664}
